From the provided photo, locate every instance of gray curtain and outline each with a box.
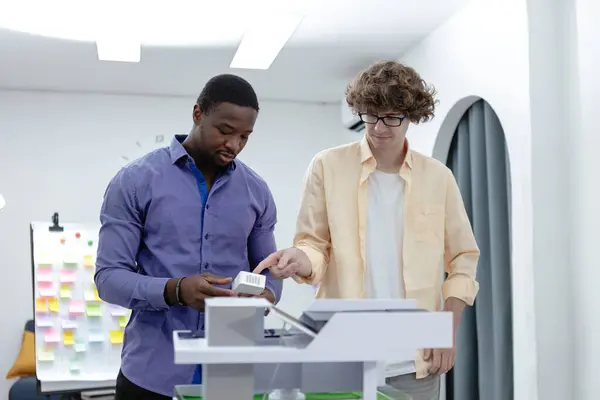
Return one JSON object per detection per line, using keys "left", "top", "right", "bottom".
{"left": 444, "top": 100, "right": 513, "bottom": 400}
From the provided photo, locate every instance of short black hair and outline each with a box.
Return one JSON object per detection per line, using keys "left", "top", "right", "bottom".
{"left": 196, "top": 74, "right": 259, "bottom": 114}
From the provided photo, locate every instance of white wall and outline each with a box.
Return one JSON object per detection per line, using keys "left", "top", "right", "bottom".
{"left": 398, "top": 1, "right": 539, "bottom": 399}
{"left": 572, "top": 0, "right": 600, "bottom": 399}
{"left": 0, "top": 90, "right": 353, "bottom": 397}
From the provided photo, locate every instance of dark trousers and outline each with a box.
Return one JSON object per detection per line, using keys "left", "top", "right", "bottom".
{"left": 115, "top": 370, "right": 171, "bottom": 400}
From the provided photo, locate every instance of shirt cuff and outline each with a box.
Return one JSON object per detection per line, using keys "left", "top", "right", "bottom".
{"left": 146, "top": 277, "right": 171, "bottom": 310}
{"left": 442, "top": 275, "right": 479, "bottom": 306}
{"left": 292, "top": 245, "right": 324, "bottom": 285}
{"left": 264, "top": 279, "right": 281, "bottom": 304}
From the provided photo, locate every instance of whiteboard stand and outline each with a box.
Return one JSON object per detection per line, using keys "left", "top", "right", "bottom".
{"left": 173, "top": 298, "right": 453, "bottom": 400}
{"left": 30, "top": 219, "right": 121, "bottom": 395}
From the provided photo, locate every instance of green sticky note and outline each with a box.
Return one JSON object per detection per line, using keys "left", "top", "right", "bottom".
{"left": 59, "top": 284, "right": 71, "bottom": 298}
{"left": 118, "top": 315, "right": 129, "bottom": 328}
{"left": 85, "top": 303, "right": 102, "bottom": 317}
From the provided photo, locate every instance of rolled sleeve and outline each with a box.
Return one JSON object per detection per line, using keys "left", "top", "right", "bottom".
{"left": 443, "top": 169, "right": 480, "bottom": 306}
{"left": 292, "top": 154, "right": 330, "bottom": 285}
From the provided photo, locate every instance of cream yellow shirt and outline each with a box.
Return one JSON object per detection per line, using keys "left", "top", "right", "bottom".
{"left": 293, "top": 138, "right": 480, "bottom": 378}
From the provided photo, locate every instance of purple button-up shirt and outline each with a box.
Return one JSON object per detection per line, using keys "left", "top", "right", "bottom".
{"left": 95, "top": 135, "right": 282, "bottom": 396}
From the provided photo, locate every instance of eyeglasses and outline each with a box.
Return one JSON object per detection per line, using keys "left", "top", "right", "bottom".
{"left": 359, "top": 113, "right": 405, "bottom": 127}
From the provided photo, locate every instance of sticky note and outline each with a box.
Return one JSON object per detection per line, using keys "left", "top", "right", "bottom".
{"left": 63, "top": 330, "right": 74, "bottom": 346}
{"left": 68, "top": 300, "right": 85, "bottom": 314}
{"left": 44, "top": 329, "right": 60, "bottom": 344}
{"left": 84, "top": 288, "right": 101, "bottom": 302}
{"left": 59, "top": 270, "right": 76, "bottom": 283}
{"left": 38, "top": 282, "right": 56, "bottom": 297}
{"left": 48, "top": 297, "right": 59, "bottom": 313}
{"left": 37, "top": 252, "right": 54, "bottom": 266}
{"left": 69, "top": 360, "right": 81, "bottom": 373}
{"left": 36, "top": 316, "right": 53, "bottom": 327}
{"left": 118, "top": 315, "right": 129, "bottom": 328}
{"left": 88, "top": 331, "right": 104, "bottom": 342}
{"left": 109, "top": 329, "right": 124, "bottom": 344}
{"left": 37, "top": 347, "right": 54, "bottom": 362}
{"left": 37, "top": 270, "right": 54, "bottom": 283}
{"left": 59, "top": 284, "right": 72, "bottom": 298}
{"left": 35, "top": 298, "right": 49, "bottom": 313}
{"left": 61, "top": 319, "right": 77, "bottom": 329}
{"left": 74, "top": 342, "right": 86, "bottom": 352}
{"left": 83, "top": 255, "right": 95, "bottom": 268}
{"left": 85, "top": 303, "right": 102, "bottom": 317}
{"left": 108, "top": 304, "right": 128, "bottom": 316}
{"left": 63, "top": 253, "right": 79, "bottom": 265}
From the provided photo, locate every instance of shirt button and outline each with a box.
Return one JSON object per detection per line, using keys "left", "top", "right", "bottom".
{"left": 205, "top": 204, "right": 210, "bottom": 209}
{"left": 204, "top": 233, "right": 209, "bottom": 240}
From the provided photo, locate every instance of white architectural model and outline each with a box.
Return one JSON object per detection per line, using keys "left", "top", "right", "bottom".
{"left": 173, "top": 298, "right": 452, "bottom": 400}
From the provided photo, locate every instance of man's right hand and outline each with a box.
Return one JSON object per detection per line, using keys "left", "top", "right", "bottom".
{"left": 177, "top": 273, "right": 236, "bottom": 311}
{"left": 253, "top": 247, "right": 312, "bottom": 279}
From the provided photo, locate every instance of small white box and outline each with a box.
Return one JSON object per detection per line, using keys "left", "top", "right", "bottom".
{"left": 232, "top": 271, "right": 266, "bottom": 296}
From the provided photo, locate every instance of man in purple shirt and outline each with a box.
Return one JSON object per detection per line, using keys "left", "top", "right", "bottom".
{"left": 95, "top": 74, "right": 283, "bottom": 399}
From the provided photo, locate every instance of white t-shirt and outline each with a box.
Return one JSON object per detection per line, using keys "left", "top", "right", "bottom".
{"left": 365, "top": 169, "right": 416, "bottom": 377}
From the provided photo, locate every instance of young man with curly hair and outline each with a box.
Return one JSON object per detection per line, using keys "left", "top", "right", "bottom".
{"left": 255, "top": 61, "right": 480, "bottom": 399}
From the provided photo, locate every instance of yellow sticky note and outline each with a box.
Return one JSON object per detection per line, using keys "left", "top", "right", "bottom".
{"left": 85, "top": 303, "right": 102, "bottom": 317}
{"left": 63, "top": 330, "right": 74, "bottom": 346}
{"left": 118, "top": 315, "right": 129, "bottom": 328}
{"left": 109, "top": 329, "right": 124, "bottom": 344}
{"left": 37, "top": 347, "right": 54, "bottom": 362}
{"left": 84, "top": 289, "right": 101, "bottom": 302}
{"left": 59, "top": 284, "right": 71, "bottom": 298}
{"left": 48, "top": 298, "right": 59, "bottom": 313}
{"left": 83, "top": 255, "right": 95, "bottom": 268}
{"left": 35, "top": 298, "right": 48, "bottom": 313}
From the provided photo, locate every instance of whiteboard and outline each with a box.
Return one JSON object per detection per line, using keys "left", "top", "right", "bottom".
{"left": 31, "top": 222, "right": 128, "bottom": 393}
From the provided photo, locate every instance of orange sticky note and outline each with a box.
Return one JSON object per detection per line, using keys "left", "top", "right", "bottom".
{"left": 35, "top": 298, "right": 49, "bottom": 313}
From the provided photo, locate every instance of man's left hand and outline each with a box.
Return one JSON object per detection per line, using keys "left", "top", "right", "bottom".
{"left": 424, "top": 296, "right": 465, "bottom": 375}
{"left": 423, "top": 346, "right": 455, "bottom": 375}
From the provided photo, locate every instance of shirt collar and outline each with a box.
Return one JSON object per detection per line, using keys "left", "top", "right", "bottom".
{"left": 169, "top": 134, "right": 236, "bottom": 172}
{"left": 359, "top": 135, "right": 413, "bottom": 169}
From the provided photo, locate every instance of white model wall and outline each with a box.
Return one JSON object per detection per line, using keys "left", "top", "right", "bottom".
{"left": 0, "top": 90, "right": 354, "bottom": 398}
{"left": 398, "top": 0, "right": 539, "bottom": 399}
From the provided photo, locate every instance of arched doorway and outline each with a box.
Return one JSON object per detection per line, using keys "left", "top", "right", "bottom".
{"left": 437, "top": 98, "right": 513, "bottom": 400}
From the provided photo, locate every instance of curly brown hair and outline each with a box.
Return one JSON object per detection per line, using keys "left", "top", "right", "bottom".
{"left": 345, "top": 60, "right": 437, "bottom": 124}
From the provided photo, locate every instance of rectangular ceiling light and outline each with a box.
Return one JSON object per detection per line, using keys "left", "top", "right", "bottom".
{"left": 96, "top": 39, "right": 141, "bottom": 63}
{"left": 230, "top": 13, "right": 304, "bottom": 70}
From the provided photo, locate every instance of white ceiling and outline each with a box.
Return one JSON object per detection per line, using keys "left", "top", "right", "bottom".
{"left": 0, "top": 0, "right": 468, "bottom": 102}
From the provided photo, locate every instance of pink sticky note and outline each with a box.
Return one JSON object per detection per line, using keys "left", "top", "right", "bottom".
{"left": 68, "top": 300, "right": 85, "bottom": 314}
{"left": 37, "top": 270, "right": 54, "bottom": 283}
{"left": 44, "top": 329, "right": 60, "bottom": 344}
{"left": 59, "top": 270, "right": 76, "bottom": 284}
{"left": 38, "top": 282, "right": 56, "bottom": 297}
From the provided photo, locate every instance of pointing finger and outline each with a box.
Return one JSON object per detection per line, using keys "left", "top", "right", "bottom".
{"left": 253, "top": 251, "right": 281, "bottom": 274}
